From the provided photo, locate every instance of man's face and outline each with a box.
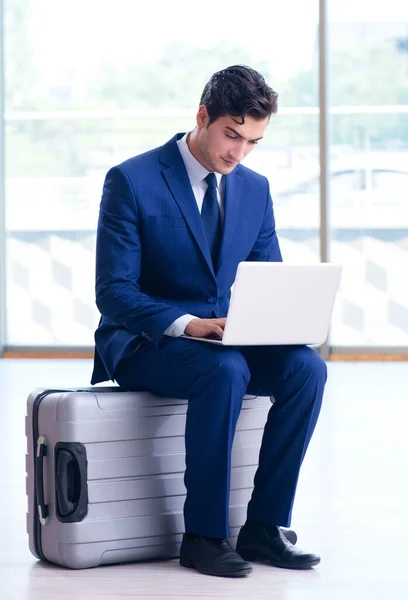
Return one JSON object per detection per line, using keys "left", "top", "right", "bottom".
{"left": 195, "top": 107, "right": 269, "bottom": 175}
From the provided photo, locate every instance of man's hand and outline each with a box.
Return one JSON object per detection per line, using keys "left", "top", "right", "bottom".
{"left": 184, "top": 318, "right": 226, "bottom": 339}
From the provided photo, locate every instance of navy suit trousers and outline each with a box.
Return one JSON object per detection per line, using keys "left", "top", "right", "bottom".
{"left": 114, "top": 337, "right": 327, "bottom": 538}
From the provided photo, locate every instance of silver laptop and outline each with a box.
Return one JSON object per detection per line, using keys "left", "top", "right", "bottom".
{"left": 181, "top": 262, "right": 342, "bottom": 346}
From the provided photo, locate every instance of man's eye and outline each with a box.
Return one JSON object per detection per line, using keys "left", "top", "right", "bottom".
{"left": 226, "top": 134, "right": 237, "bottom": 139}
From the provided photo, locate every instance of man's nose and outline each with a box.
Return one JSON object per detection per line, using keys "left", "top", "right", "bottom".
{"left": 229, "top": 143, "right": 247, "bottom": 163}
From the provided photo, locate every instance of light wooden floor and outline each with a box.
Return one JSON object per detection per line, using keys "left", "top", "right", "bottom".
{"left": 1, "top": 358, "right": 408, "bottom": 599}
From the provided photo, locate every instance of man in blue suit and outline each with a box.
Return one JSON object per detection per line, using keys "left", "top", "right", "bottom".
{"left": 91, "top": 65, "right": 327, "bottom": 577}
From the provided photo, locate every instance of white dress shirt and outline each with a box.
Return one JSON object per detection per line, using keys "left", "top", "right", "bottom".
{"left": 163, "top": 132, "right": 224, "bottom": 337}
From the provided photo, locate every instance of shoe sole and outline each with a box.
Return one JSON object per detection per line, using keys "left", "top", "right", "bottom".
{"left": 238, "top": 551, "right": 320, "bottom": 570}
{"left": 180, "top": 556, "right": 252, "bottom": 577}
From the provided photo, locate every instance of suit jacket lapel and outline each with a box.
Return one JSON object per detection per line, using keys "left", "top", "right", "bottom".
{"left": 160, "top": 135, "right": 214, "bottom": 275}
{"left": 217, "top": 169, "right": 243, "bottom": 274}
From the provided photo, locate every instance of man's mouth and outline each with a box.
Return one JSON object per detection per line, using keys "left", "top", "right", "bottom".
{"left": 222, "top": 158, "right": 237, "bottom": 167}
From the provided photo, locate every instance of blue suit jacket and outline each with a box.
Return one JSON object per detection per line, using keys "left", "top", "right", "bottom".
{"left": 91, "top": 133, "right": 282, "bottom": 384}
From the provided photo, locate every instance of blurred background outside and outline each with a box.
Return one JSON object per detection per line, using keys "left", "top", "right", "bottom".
{"left": 3, "top": 0, "right": 408, "bottom": 349}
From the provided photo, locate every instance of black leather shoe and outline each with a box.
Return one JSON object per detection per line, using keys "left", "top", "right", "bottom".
{"left": 180, "top": 534, "right": 253, "bottom": 577}
{"left": 236, "top": 521, "right": 320, "bottom": 570}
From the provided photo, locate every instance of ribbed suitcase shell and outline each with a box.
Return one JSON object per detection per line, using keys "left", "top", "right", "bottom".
{"left": 26, "top": 387, "right": 271, "bottom": 569}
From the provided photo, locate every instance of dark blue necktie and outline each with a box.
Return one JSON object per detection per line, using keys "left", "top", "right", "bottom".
{"left": 201, "top": 172, "right": 222, "bottom": 267}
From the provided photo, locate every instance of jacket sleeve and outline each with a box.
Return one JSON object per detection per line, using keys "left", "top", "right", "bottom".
{"left": 95, "top": 166, "right": 186, "bottom": 346}
{"left": 246, "top": 178, "right": 283, "bottom": 262}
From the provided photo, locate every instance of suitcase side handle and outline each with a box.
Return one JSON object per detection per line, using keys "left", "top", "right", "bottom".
{"left": 36, "top": 436, "right": 49, "bottom": 526}
{"left": 55, "top": 443, "right": 88, "bottom": 523}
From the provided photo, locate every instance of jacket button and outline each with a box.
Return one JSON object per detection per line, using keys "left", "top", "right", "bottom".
{"left": 207, "top": 297, "right": 216, "bottom": 304}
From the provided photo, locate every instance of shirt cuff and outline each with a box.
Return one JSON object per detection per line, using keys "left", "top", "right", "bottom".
{"left": 163, "top": 314, "right": 197, "bottom": 337}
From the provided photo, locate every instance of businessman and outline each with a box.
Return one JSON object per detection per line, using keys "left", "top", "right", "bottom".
{"left": 91, "top": 65, "right": 327, "bottom": 577}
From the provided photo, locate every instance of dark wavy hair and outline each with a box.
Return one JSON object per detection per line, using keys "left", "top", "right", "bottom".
{"left": 199, "top": 65, "right": 278, "bottom": 125}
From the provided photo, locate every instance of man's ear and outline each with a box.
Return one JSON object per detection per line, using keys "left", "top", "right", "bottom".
{"left": 196, "top": 105, "right": 210, "bottom": 130}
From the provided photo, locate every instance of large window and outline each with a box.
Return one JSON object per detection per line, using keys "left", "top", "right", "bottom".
{"left": 3, "top": 0, "right": 319, "bottom": 347}
{"left": 2, "top": 1, "right": 408, "bottom": 352}
{"left": 328, "top": 2, "right": 408, "bottom": 347}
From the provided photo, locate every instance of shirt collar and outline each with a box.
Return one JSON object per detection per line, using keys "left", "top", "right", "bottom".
{"left": 177, "top": 132, "right": 223, "bottom": 189}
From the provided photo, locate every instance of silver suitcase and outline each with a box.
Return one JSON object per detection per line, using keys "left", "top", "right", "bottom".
{"left": 26, "top": 387, "right": 271, "bottom": 569}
